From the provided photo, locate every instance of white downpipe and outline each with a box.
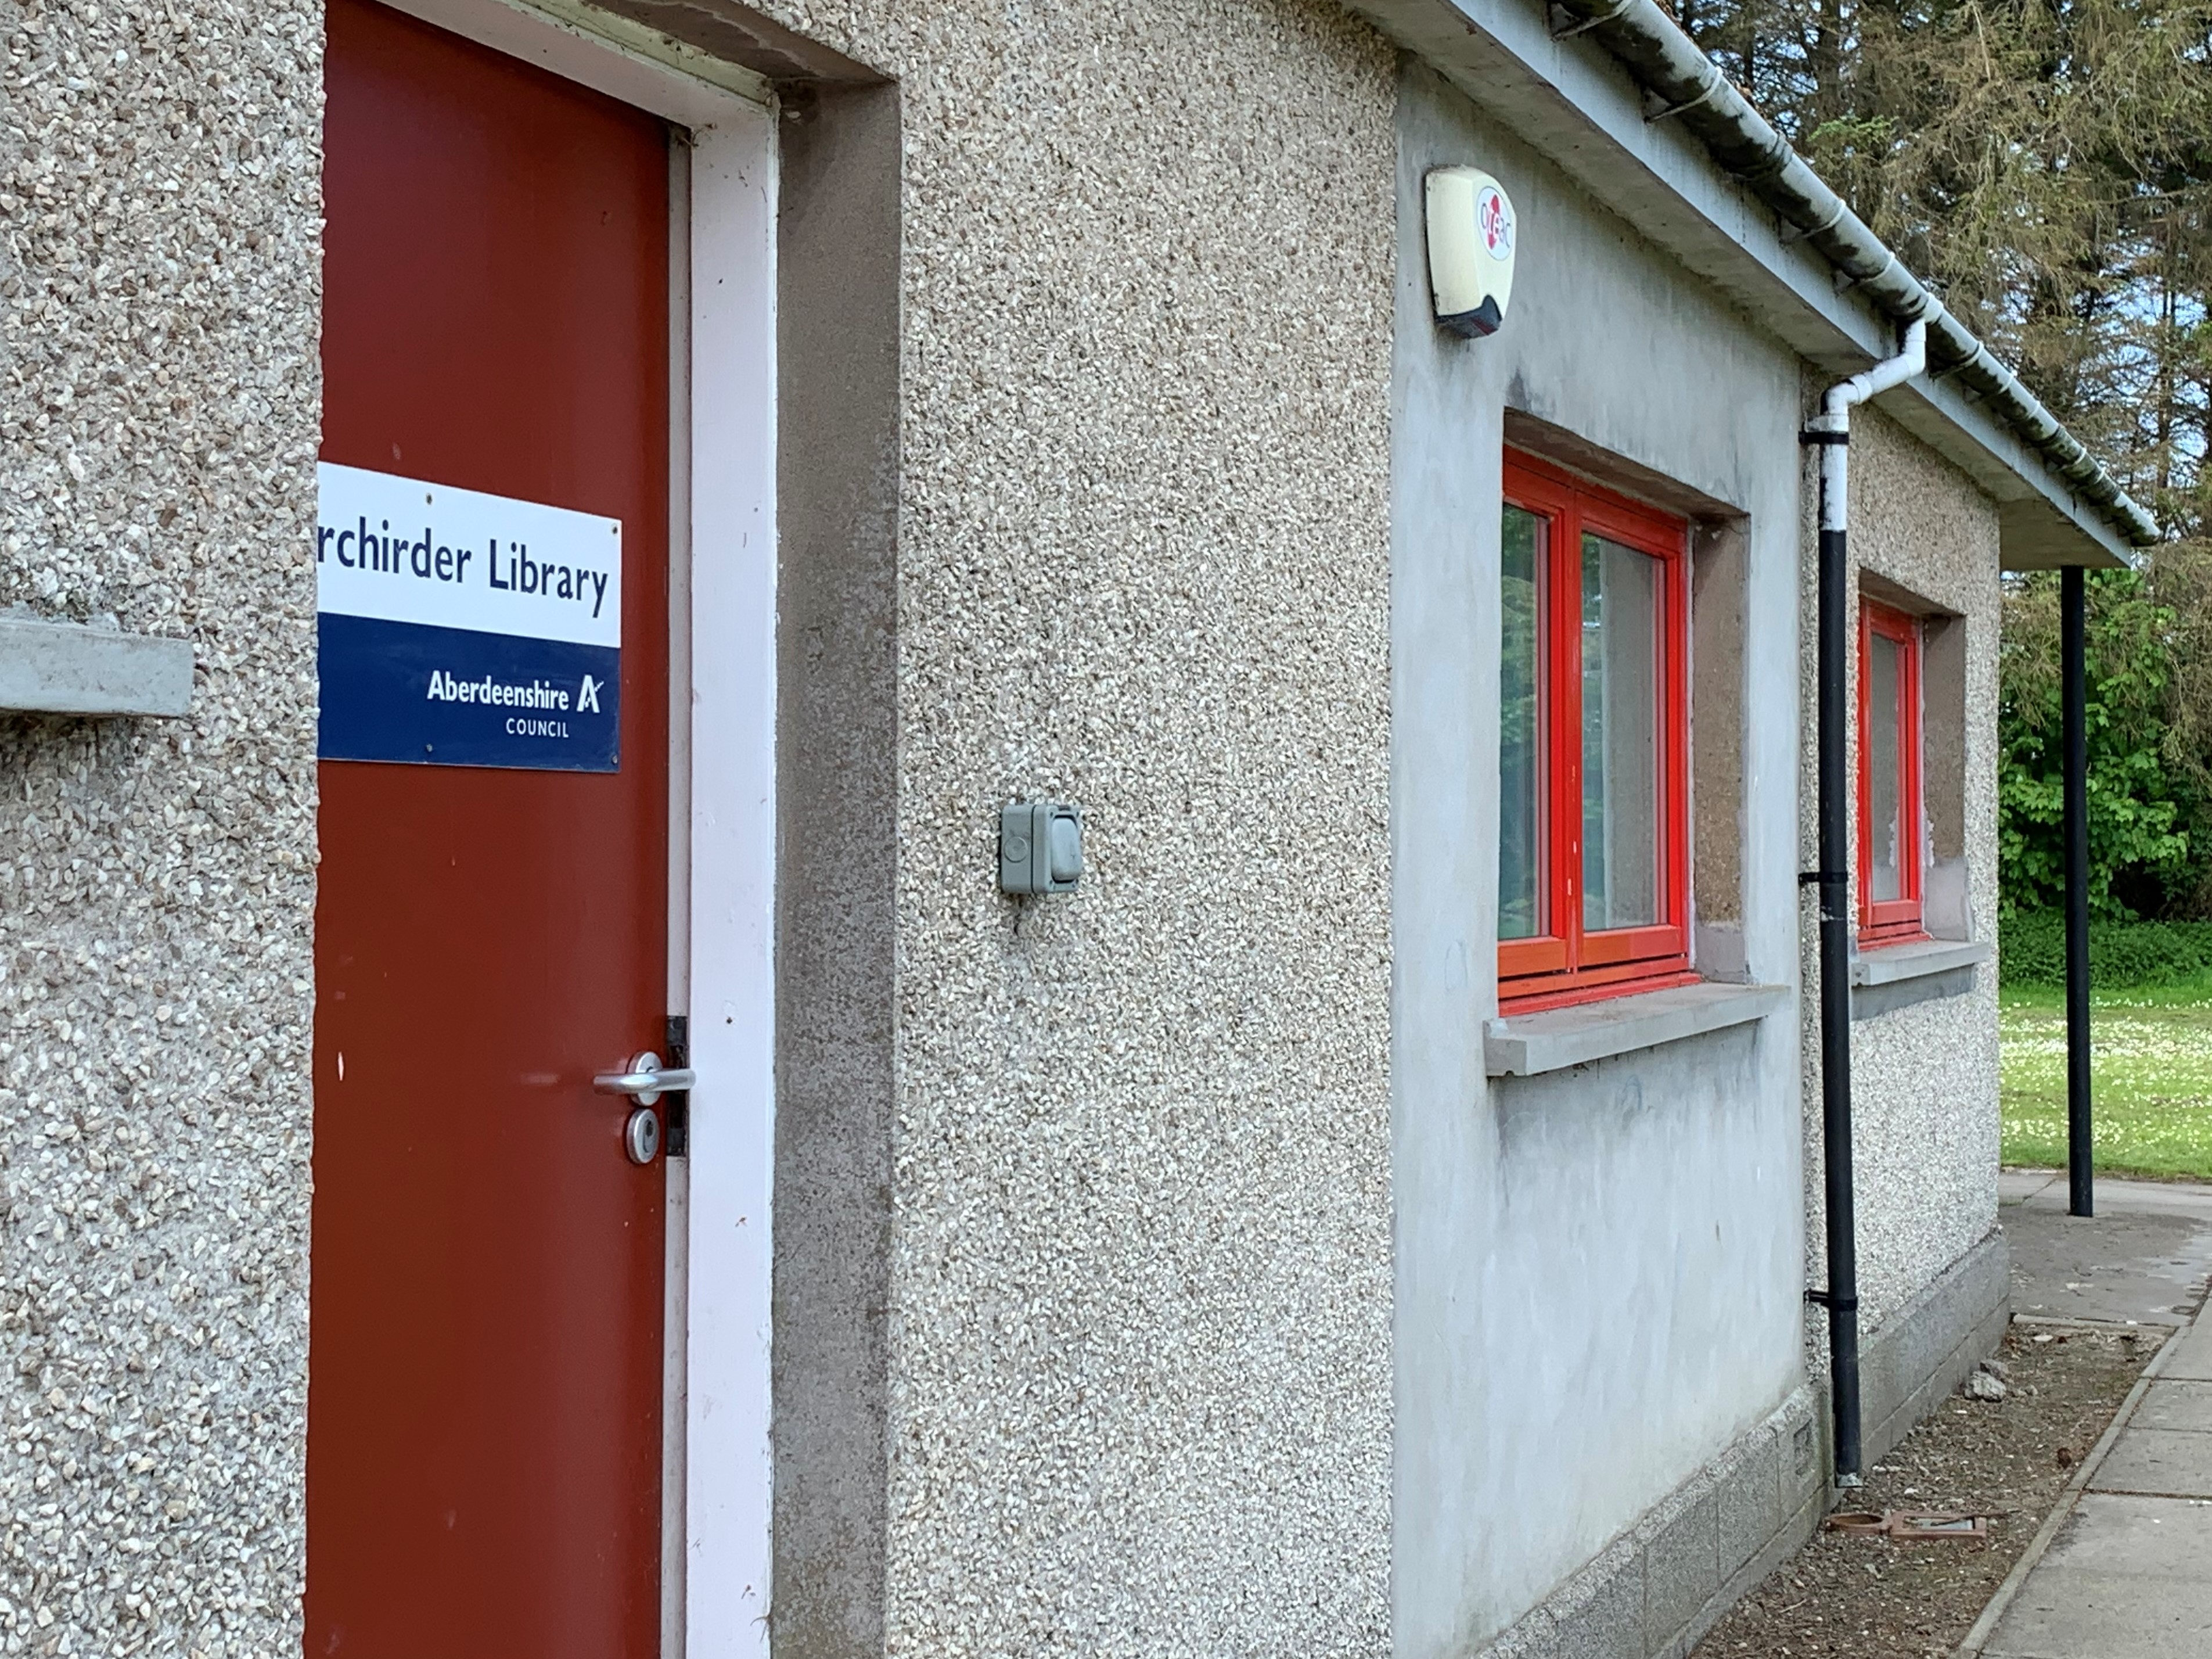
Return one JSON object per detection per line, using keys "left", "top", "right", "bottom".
{"left": 1808, "top": 320, "right": 1927, "bottom": 533}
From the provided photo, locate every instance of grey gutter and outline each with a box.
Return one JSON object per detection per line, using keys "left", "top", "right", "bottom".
{"left": 1545, "top": 0, "right": 2159, "bottom": 550}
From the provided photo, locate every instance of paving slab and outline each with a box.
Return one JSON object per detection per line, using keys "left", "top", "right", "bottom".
{"left": 2088, "top": 1427, "right": 2212, "bottom": 1497}
{"left": 1970, "top": 1186, "right": 2212, "bottom": 1658}
{"left": 2001, "top": 1170, "right": 2059, "bottom": 1204}
{"left": 1986, "top": 1570, "right": 2212, "bottom": 1657}
{"left": 2004, "top": 1170, "right": 2212, "bottom": 1219}
{"left": 1986, "top": 1578, "right": 2212, "bottom": 1657}
{"left": 2130, "top": 1378, "right": 2212, "bottom": 1434}
{"left": 2001, "top": 1170, "right": 2212, "bottom": 1327}
{"left": 2164, "top": 1322, "right": 2212, "bottom": 1382}
{"left": 2017, "top": 1492, "right": 2212, "bottom": 1576}
{"left": 1984, "top": 1495, "right": 2212, "bottom": 1657}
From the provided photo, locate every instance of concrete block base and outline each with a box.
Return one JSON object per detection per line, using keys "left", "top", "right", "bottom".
{"left": 1476, "top": 1230, "right": 2010, "bottom": 1658}
{"left": 1476, "top": 1388, "right": 1826, "bottom": 1659}
{"left": 1858, "top": 1228, "right": 2012, "bottom": 1472}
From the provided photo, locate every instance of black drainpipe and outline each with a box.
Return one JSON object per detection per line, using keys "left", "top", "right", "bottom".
{"left": 1803, "top": 429, "right": 1865, "bottom": 1486}
{"left": 1801, "top": 322, "right": 1926, "bottom": 1488}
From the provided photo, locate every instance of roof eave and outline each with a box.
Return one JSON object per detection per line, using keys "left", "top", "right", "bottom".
{"left": 1350, "top": 0, "right": 2150, "bottom": 570}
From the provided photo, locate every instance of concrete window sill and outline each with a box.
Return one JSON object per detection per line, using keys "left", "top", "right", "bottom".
{"left": 1850, "top": 937, "right": 1991, "bottom": 988}
{"left": 0, "top": 614, "right": 193, "bottom": 717}
{"left": 1484, "top": 981, "right": 1791, "bottom": 1078}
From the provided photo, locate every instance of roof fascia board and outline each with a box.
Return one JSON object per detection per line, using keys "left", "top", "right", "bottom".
{"left": 1360, "top": 0, "right": 2132, "bottom": 568}
{"left": 1886, "top": 377, "right": 2134, "bottom": 566}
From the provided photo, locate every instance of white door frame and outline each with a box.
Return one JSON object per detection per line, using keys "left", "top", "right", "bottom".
{"left": 353, "top": 3, "right": 779, "bottom": 1653}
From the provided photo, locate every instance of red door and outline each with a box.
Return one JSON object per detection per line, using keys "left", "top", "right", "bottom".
{"left": 309, "top": 2, "right": 670, "bottom": 1651}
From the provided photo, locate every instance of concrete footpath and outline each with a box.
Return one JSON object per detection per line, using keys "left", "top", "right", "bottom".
{"left": 1961, "top": 1172, "right": 2212, "bottom": 1658}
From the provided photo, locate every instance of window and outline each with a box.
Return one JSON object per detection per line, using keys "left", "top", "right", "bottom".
{"left": 1857, "top": 599, "right": 1926, "bottom": 946}
{"left": 1499, "top": 452, "right": 1692, "bottom": 1010}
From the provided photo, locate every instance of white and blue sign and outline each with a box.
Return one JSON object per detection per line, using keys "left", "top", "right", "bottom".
{"left": 316, "top": 462, "right": 623, "bottom": 771}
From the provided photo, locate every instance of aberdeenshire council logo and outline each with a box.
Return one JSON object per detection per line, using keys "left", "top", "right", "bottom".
{"left": 425, "top": 668, "right": 607, "bottom": 740}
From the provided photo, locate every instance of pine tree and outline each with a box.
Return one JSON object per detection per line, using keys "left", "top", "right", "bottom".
{"left": 1685, "top": 0, "right": 2212, "bottom": 914}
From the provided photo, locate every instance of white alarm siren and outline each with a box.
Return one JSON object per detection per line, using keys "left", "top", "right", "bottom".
{"left": 1425, "top": 167, "right": 1517, "bottom": 338}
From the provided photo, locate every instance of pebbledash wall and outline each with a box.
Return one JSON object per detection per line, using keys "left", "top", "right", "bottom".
{"left": 4, "top": 1, "right": 1407, "bottom": 1658}
{"left": 0, "top": 0, "right": 322, "bottom": 1652}
{"left": 746, "top": 0, "right": 1404, "bottom": 1651}
{"left": 0, "top": 0, "right": 2022, "bottom": 1656}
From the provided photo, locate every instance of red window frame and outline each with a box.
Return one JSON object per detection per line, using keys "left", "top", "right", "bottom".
{"left": 1499, "top": 452, "right": 1693, "bottom": 1012}
{"left": 1857, "top": 599, "right": 1927, "bottom": 946}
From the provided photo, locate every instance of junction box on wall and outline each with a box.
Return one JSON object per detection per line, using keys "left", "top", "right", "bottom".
{"left": 1000, "top": 800, "right": 1082, "bottom": 895}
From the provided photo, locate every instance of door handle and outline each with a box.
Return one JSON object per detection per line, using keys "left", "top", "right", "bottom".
{"left": 592, "top": 1052, "right": 696, "bottom": 1106}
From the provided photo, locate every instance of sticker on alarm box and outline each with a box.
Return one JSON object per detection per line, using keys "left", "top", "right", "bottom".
{"left": 316, "top": 462, "right": 622, "bottom": 771}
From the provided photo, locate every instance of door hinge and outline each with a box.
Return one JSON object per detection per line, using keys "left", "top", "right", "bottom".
{"left": 663, "top": 1014, "right": 690, "bottom": 1158}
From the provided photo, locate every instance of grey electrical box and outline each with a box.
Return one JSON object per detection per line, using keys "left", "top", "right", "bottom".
{"left": 999, "top": 800, "right": 1082, "bottom": 895}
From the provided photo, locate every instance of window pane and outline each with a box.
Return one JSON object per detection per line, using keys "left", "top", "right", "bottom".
{"left": 1581, "top": 533, "right": 1661, "bottom": 932}
{"left": 1501, "top": 505, "right": 1546, "bottom": 940}
{"left": 1869, "top": 631, "right": 1904, "bottom": 902}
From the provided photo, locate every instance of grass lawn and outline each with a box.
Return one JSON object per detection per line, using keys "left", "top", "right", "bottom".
{"left": 2000, "top": 979, "right": 2212, "bottom": 1180}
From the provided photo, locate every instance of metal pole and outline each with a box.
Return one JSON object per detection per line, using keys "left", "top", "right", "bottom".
{"left": 2063, "top": 565, "right": 2094, "bottom": 1218}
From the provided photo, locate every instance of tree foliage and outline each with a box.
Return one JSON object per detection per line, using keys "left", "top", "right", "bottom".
{"left": 1679, "top": 0, "right": 2212, "bottom": 914}
{"left": 1998, "top": 568, "right": 2198, "bottom": 915}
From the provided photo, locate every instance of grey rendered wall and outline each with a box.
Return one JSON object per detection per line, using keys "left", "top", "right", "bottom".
{"left": 703, "top": 0, "right": 1402, "bottom": 1651}
{"left": 0, "top": 1, "right": 321, "bottom": 1654}
{"left": 1393, "top": 61, "right": 1807, "bottom": 1658}
{"left": 1797, "top": 402, "right": 2004, "bottom": 1345}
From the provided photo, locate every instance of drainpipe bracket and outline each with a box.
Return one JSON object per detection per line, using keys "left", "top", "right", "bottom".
{"left": 1778, "top": 201, "right": 1850, "bottom": 245}
{"left": 1547, "top": 0, "right": 1636, "bottom": 37}
{"left": 1642, "top": 81, "right": 1720, "bottom": 122}
{"left": 1797, "top": 870, "right": 1850, "bottom": 922}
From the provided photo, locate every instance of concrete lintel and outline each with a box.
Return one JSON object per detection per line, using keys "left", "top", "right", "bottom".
{"left": 1484, "top": 981, "right": 1790, "bottom": 1078}
{"left": 1849, "top": 936, "right": 1991, "bottom": 988}
{"left": 0, "top": 615, "right": 193, "bottom": 718}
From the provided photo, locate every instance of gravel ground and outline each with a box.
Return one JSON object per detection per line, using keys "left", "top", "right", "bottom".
{"left": 1691, "top": 1323, "right": 2157, "bottom": 1658}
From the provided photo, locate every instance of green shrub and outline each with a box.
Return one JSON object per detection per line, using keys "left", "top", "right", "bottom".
{"left": 1999, "top": 909, "right": 2212, "bottom": 989}
{"left": 1999, "top": 911, "right": 2066, "bottom": 986}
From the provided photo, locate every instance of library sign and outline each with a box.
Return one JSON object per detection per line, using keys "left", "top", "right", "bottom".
{"left": 315, "top": 462, "right": 622, "bottom": 771}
